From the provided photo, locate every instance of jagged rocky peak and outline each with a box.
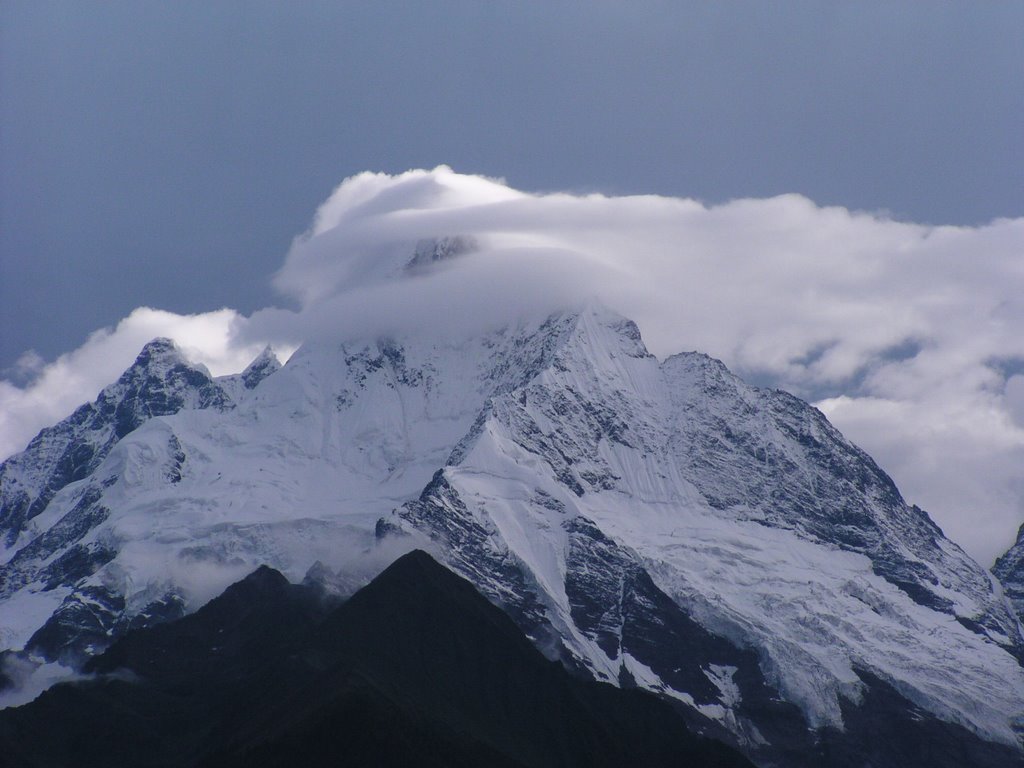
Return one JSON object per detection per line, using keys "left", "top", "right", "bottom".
{"left": 213, "top": 345, "right": 282, "bottom": 404}
{"left": 0, "top": 337, "right": 230, "bottom": 552}
{"left": 238, "top": 345, "right": 281, "bottom": 389}
{"left": 132, "top": 336, "right": 182, "bottom": 368}
{"left": 117, "top": 337, "right": 223, "bottom": 407}
{"left": 105, "top": 338, "right": 231, "bottom": 435}
{"left": 994, "top": 523, "right": 1024, "bottom": 619}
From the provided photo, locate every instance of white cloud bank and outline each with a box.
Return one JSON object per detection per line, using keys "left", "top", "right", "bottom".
{"left": 3, "top": 167, "right": 1022, "bottom": 565}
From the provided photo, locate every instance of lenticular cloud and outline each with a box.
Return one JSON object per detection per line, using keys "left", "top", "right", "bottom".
{"left": 3, "top": 166, "right": 1023, "bottom": 563}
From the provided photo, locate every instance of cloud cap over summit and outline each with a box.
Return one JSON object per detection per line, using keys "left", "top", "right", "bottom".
{"left": 2, "top": 167, "right": 1023, "bottom": 564}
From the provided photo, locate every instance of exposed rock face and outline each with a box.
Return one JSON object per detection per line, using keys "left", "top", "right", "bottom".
{"left": 994, "top": 524, "right": 1024, "bottom": 621}
{"left": 217, "top": 346, "right": 282, "bottom": 399}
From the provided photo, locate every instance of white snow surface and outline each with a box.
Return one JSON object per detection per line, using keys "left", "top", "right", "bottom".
{"left": 1, "top": 304, "right": 1022, "bottom": 747}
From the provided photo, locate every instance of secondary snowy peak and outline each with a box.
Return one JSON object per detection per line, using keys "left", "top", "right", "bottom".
{"left": 0, "top": 338, "right": 231, "bottom": 553}
{"left": 0, "top": 339, "right": 263, "bottom": 659}
{"left": 994, "top": 524, "right": 1024, "bottom": 620}
{"left": 104, "top": 338, "right": 233, "bottom": 429}
{"left": 216, "top": 345, "right": 281, "bottom": 399}
{"left": 238, "top": 345, "right": 281, "bottom": 389}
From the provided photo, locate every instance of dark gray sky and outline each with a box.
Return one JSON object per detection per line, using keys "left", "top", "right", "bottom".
{"left": 2, "top": 1, "right": 1022, "bottom": 371}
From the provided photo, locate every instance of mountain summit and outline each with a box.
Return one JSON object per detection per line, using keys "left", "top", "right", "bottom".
{"left": 0, "top": 305, "right": 1021, "bottom": 767}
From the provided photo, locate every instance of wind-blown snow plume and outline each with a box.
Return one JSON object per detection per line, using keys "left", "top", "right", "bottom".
{"left": 2, "top": 167, "right": 1022, "bottom": 562}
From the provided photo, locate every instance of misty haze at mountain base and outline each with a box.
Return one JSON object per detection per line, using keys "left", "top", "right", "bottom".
{"left": 3, "top": 167, "right": 1022, "bottom": 566}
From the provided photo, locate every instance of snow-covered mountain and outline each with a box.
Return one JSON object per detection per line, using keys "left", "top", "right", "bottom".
{"left": 1, "top": 304, "right": 1022, "bottom": 766}
{"left": 0, "top": 340, "right": 280, "bottom": 661}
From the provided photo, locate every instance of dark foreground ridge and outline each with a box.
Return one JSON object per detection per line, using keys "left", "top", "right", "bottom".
{"left": 0, "top": 550, "right": 752, "bottom": 768}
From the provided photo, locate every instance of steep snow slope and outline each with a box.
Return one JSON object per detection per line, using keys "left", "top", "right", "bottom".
{"left": 385, "top": 306, "right": 1023, "bottom": 750}
{"left": 1, "top": 306, "right": 1021, "bottom": 764}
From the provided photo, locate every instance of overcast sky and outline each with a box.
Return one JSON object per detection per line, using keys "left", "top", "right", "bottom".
{"left": 1, "top": 3, "right": 1022, "bottom": 564}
